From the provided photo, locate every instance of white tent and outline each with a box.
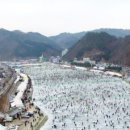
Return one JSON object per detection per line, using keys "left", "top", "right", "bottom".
{"left": 0, "top": 124, "right": 8, "bottom": 130}
{"left": 11, "top": 98, "right": 24, "bottom": 108}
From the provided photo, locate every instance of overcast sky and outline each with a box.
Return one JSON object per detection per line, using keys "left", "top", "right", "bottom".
{"left": 0, "top": 0, "right": 130, "bottom": 36}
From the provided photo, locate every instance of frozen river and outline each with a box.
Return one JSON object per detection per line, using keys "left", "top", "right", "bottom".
{"left": 23, "top": 63, "right": 130, "bottom": 130}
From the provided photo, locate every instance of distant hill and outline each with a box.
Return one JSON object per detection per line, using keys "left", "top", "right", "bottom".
{"left": 49, "top": 32, "right": 86, "bottom": 49}
{"left": 64, "top": 32, "right": 117, "bottom": 61}
{"left": 64, "top": 32, "right": 130, "bottom": 66}
{"left": 93, "top": 28, "right": 130, "bottom": 37}
{"left": 0, "top": 29, "right": 60, "bottom": 60}
{"left": 50, "top": 29, "right": 130, "bottom": 50}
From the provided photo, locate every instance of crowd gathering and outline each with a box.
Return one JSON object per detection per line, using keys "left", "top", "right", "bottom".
{"left": 24, "top": 63, "right": 130, "bottom": 130}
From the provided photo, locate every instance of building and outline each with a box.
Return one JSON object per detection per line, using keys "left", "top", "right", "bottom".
{"left": 73, "top": 57, "right": 96, "bottom": 65}
{"left": 83, "top": 57, "right": 96, "bottom": 65}
{"left": 39, "top": 54, "right": 44, "bottom": 62}
{"left": 50, "top": 56, "right": 61, "bottom": 63}
{"left": 62, "top": 49, "right": 68, "bottom": 57}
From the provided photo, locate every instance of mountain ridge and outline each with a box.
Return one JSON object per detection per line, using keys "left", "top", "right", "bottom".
{"left": 50, "top": 28, "right": 130, "bottom": 50}
{"left": 0, "top": 29, "right": 60, "bottom": 60}
{"left": 64, "top": 32, "right": 130, "bottom": 66}
{"left": 0, "top": 28, "right": 130, "bottom": 65}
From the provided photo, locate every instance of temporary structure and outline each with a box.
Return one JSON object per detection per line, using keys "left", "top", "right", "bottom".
{"left": 11, "top": 98, "right": 24, "bottom": 108}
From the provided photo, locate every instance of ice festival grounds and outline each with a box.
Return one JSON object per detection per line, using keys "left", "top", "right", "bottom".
{"left": 23, "top": 63, "right": 130, "bottom": 130}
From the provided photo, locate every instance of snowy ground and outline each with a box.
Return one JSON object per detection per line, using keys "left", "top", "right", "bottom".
{"left": 23, "top": 63, "right": 130, "bottom": 130}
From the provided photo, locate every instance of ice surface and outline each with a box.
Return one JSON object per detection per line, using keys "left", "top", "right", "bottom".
{"left": 23, "top": 63, "right": 130, "bottom": 130}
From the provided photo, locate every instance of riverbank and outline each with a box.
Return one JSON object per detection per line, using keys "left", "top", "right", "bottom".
{"left": 0, "top": 66, "right": 48, "bottom": 130}
{"left": 8, "top": 74, "right": 48, "bottom": 130}
{"left": 6, "top": 104, "right": 48, "bottom": 130}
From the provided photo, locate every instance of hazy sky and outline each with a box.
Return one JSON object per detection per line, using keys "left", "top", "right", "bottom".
{"left": 0, "top": 0, "right": 130, "bottom": 36}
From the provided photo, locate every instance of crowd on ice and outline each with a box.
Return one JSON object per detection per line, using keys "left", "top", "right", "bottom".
{"left": 23, "top": 63, "right": 130, "bottom": 130}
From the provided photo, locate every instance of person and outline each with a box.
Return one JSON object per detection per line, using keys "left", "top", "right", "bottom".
{"left": 30, "top": 122, "right": 33, "bottom": 130}
{"left": 25, "top": 121, "right": 27, "bottom": 126}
